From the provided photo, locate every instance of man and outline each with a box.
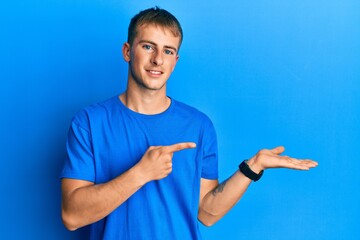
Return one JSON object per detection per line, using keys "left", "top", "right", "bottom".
{"left": 61, "top": 7, "right": 318, "bottom": 240}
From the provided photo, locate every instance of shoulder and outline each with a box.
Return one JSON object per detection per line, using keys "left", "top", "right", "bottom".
{"left": 172, "top": 99, "right": 214, "bottom": 126}
{"left": 71, "top": 96, "right": 119, "bottom": 129}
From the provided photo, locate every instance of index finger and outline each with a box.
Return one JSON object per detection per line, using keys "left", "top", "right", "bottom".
{"left": 164, "top": 142, "right": 197, "bottom": 153}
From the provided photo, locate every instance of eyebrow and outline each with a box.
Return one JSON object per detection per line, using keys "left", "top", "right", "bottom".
{"left": 139, "top": 40, "right": 178, "bottom": 53}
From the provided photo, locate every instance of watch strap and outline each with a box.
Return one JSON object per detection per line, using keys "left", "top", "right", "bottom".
{"left": 239, "top": 160, "right": 264, "bottom": 182}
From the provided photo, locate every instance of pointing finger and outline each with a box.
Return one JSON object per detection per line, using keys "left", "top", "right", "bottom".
{"left": 164, "top": 142, "right": 196, "bottom": 153}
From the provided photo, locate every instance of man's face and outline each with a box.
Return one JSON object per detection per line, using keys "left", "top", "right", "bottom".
{"left": 123, "top": 24, "right": 180, "bottom": 91}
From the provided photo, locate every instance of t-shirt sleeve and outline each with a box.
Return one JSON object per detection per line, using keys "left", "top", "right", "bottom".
{"left": 201, "top": 118, "right": 219, "bottom": 180}
{"left": 60, "top": 113, "right": 95, "bottom": 182}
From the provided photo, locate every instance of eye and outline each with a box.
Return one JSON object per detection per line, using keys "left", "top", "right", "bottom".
{"left": 143, "top": 44, "right": 153, "bottom": 51}
{"left": 164, "top": 49, "right": 174, "bottom": 55}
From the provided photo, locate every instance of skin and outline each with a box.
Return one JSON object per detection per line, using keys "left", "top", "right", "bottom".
{"left": 198, "top": 146, "right": 318, "bottom": 226}
{"left": 121, "top": 24, "right": 179, "bottom": 114}
{"left": 61, "top": 23, "right": 318, "bottom": 231}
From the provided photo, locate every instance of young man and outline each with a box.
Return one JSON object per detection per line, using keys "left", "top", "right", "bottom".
{"left": 60, "top": 7, "right": 318, "bottom": 240}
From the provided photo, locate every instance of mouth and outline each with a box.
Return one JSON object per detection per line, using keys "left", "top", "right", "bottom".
{"left": 146, "top": 69, "right": 163, "bottom": 75}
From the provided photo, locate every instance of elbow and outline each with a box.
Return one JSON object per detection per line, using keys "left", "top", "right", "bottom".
{"left": 198, "top": 209, "right": 220, "bottom": 227}
{"left": 62, "top": 209, "right": 79, "bottom": 231}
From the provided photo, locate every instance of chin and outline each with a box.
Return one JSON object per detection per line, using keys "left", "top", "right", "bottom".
{"left": 146, "top": 85, "right": 166, "bottom": 91}
{"left": 145, "top": 80, "right": 167, "bottom": 91}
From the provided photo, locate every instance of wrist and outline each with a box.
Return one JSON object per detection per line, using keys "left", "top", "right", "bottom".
{"left": 239, "top": 160, "right": 264, "bottom": 182}
{"left": 131, "top": 163, "right": 150, "bottom": 186}
{"left": 246, "top": 158, "right": 264, "bottom": 174}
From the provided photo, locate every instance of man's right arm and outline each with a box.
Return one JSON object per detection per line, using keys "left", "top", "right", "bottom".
{"left": 61, "top": 164, "right": 145, "bottom": 231}
{"left": 61, "top": 142, "right": 196, "bottom": 231}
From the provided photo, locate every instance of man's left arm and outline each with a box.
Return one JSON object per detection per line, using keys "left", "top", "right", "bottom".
{"left": 198, "top": 146, "right": 318, "bottom": 226}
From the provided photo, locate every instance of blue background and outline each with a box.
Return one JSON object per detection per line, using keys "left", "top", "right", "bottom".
{"left": 1, "top": 0, "right": 359, "bottom": 239}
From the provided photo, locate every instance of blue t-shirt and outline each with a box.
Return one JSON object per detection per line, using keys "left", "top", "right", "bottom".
{"left": 61, "top": 96, "right": 218, "bottom": 240}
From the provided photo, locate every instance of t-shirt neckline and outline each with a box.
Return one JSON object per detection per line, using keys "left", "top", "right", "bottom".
{"left": 115, "top": 95, "right": 175, "bottom": 119}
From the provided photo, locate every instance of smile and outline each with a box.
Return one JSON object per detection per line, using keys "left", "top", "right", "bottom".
{"left": 146, "top": 70, "right": 163, "bottom": 75}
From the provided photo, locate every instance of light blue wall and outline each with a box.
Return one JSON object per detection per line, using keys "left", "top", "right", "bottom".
{"left": 1, "top": 1, "right": 359, "bottom": 239}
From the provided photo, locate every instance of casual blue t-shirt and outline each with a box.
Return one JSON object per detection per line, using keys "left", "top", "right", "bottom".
{"left": 61, "top": 96, "right": 218, "bottom": 240}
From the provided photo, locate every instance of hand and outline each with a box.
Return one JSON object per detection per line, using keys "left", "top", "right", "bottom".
{"left": 246, "top": 146, "right": 318, "bottom": 173}
{"left": 136, "top": 142, "right": 196, "bottom": 182}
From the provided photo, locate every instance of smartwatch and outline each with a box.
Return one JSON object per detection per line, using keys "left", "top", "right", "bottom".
{"left": 239, "top": 160, "right": 264, "bottom": 182}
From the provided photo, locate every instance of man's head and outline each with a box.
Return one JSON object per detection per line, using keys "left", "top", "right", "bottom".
{"left": 127, "top": 7, "right": 183, "bottom": 52}
{"left": 122, "top": 7, "right": 182, "bottom": 93}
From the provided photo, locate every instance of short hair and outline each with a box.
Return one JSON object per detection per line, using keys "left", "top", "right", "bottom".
{"left": 127, "top": 7, "right": 183, "bottom": 51}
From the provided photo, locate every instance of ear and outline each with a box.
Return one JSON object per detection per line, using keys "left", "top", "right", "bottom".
{"left": 122, "top": 43, "right": 131, "bottom": 62}
{"left": 171, "top": 55, "right": 180, "bottom": 72}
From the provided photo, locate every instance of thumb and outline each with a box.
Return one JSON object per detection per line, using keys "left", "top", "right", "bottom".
{"left": 271, "top": 146, "right": 285, "bottom": 155}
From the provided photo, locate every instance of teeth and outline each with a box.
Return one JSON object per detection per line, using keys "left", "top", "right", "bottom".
{"left": 149, "top": 70, "right": 161, "bottom": 74}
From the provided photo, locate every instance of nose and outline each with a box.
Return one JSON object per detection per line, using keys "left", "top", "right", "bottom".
{"left": 151, "top": 50, "right": 163, "bottom": 66}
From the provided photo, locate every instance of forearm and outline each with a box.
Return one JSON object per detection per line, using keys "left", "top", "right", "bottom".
{"left": 198, "top": 169, "right": 253, "bottom": 226}
{"left": 62, "top": 165, "right": 146, "bottom": 231}
{"left": 62, "top": 142, "right": 196, "bottom": 231}
{"left": 198, "top": 147, "right": 318, "bottom": 226}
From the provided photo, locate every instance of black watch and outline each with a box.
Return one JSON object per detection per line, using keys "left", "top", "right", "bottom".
{"left": 239, "top": 160, "right": 264, "bottom": 182}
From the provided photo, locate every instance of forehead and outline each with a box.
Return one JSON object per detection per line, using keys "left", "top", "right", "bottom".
{"left": 134, "top": 24, "right": 181, "bottom": 47}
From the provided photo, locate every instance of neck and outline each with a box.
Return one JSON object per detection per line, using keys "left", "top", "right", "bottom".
{"left": 119, "top": 89, "right": 170, "bottom": 115}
